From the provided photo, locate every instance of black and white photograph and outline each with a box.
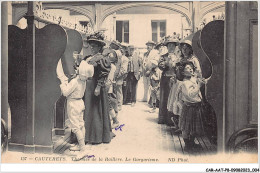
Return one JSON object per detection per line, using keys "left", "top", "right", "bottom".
{"left": 1, "top": 0, "right": 259, "bottom": 171}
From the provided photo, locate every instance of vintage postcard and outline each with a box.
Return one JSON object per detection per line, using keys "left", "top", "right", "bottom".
{"left": 1, "top": 0, "right": 259, "bottom": 172}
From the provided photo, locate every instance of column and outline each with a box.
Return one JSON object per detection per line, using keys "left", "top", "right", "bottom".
{"left": 24, "top": 1, "right": 36, "bottom": 153}
{"left": 191, "top": 1, "right": 201, "bottom": 33}
{"left": 113, "top": 12, "right": 116, "bottom": 40}
{"left": 223, "top": 1, "right": 237, "bottom": 152}
{"left": 1, "top": 2, "right": 8, "bottom": 129}
{"left": 94, "top": 3, "right": 102, "bottom": 31}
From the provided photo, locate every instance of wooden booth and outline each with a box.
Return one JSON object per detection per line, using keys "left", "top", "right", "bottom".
{"left": 8, "top": 2, "right": 92, "bottom": 153}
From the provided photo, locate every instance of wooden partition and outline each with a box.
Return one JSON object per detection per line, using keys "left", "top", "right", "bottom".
{"left": 224, "top": 1, "right": 258, "bottom": 151}
{"left": 8, "top": 23, "right": 67, "bottom": 153}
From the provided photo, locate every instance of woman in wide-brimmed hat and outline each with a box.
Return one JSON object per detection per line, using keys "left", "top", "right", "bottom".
{"left": 158, "top": 35, "right": 181, "bottom": 126}
{"left": 83, "top": 31, "right": 114, "bottom": 144}
{"left": 178, "top": 35, "right": 202, "bottom": 78}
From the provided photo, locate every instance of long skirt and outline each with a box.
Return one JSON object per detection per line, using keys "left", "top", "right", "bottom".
{"left": 84, "top": 78, "right": 113, "bottom": 144}
{"left": 158, "top": 75, "right": 172, "bottom": 125}
{"left": 180, "top": 102, "right": 205, "bottom": 139}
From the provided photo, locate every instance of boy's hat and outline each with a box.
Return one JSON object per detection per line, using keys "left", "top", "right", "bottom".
{"left": 146, "top": 40, "right": 156, "bottom": 46}
{"left": 110, "top": 40, "right": 122, "bottom": 50}
{"left": 79, "top": 60, "right": 94, "bottom": 78}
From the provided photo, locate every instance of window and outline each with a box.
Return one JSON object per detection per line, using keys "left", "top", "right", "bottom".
{"left": 151, "top": 20, "right": 166, "bottom": 42}
{"left": 116, "top": 21, "right": 129, "bottom": 43}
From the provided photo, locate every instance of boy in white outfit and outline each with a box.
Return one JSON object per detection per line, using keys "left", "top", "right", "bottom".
{"left": 60, "top": 60, "right": 94, "bottom": 160}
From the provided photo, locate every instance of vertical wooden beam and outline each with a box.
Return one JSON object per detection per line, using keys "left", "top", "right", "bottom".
{"left": 1, "top": 2, "right": 9, "bottom": 126}
{"left": 113, "top": 12, "right": 116, "bottom": 40}
{"left": 24, "top": 1, "right": 36, "bottom": 153}
{"left": 94, "top": 3, "right": 102, "bottom": 31}
{"left": 223, "top": 1, "right": 237, "bottom": 152}
{"left": 192, "top": 1, "right": 200, "bottom": 33}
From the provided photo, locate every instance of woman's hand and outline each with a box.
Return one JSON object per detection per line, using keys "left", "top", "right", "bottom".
{"left": 197, "top": 78, "right": 206, "bottom": 86}
{"left": 94, "top": 85, "right": 101, "bottom": 96}
{"left": 170, "top": 75, "right": 177, "bottom": 84}
{"left": 88, "top": 61, "right": 98, "bottom": 67}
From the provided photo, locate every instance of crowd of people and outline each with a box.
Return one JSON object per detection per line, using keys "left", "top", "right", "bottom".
{"left": 56, "top": 31, "right": 212, "bottom": 160}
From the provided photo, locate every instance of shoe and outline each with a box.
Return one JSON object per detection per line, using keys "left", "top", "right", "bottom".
{"left": 70, "top": 144, "right": 80, "bottom": 151}
{"left": 192, "top": 144, "right": 202, "bottom": 152}
{"left": 149, "top": 108, "right": 156, "bottom": 113}
{"left": 111, "top": 122, "right": 119, "bottom": 129}
{"left": 131, "top": 102, "right": 135, "bottom": 107}
{"left": 118, "top": 106, "right": 122, "bottom": 111}
{"left": 74, "top": 147, "right": 89, "bottom": 161}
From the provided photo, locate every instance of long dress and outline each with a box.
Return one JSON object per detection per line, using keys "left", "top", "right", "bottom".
{"left": 158, "top": 53, "right": 180, "bottom": 125}
{"left": 83, "top": 53, "right": 113, "bottom": 144}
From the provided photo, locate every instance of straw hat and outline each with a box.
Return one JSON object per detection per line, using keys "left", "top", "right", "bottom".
{"left": 145, "top": 40, "right": 156, "bottom": 46}
{"left": 179, "top": 33, "right": 194, "bottom": 47}
{"left": 110, "top": 40, "right": 122, "bottom": 50}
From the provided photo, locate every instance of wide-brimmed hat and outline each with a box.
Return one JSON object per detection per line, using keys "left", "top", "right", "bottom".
{"left": 154, "top": 36, "right": 167, "bottom": 49}
{"left": 164, "top": 35, "right": 179, "bottom": 46}
{"left": 145, "top": 40, "right": 156, "bottom": 46}
{"left": 155, "top": 42, "right": 164, "bottom": 50}
{"left": 110, "top": 40, "right": 122, "bottom": 50}
{"left": 179, "top": 33, "right": 194, "bottom": 48}
{"left": 86, "top": 32, "right": 106, "bottom": 47}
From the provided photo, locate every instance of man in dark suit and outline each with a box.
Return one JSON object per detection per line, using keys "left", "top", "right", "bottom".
{"left": 123, "top": 45, "right": 142, "bottom": 107}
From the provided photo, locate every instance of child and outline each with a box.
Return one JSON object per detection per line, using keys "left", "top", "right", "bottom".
{"left": 60, "top": 60, "right": 94, "bottom": 160}
{"left": 106, "top": 49, "right": 120, "bottom": 128}
{"left": 177, "top": 61, "right": 206, "bottom": 153}
{"left": 149, "top": 60, "right": 161, "bottom": 113}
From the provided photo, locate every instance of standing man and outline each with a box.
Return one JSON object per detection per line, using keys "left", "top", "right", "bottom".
{"left": 113, "top": 42, "right": 129, "bottom": 111}
{"left": 142, "top": 41, "right": 160, "bottom": 102}
{"left": 124, "top": 45, "right": 142, "bottom": 107}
